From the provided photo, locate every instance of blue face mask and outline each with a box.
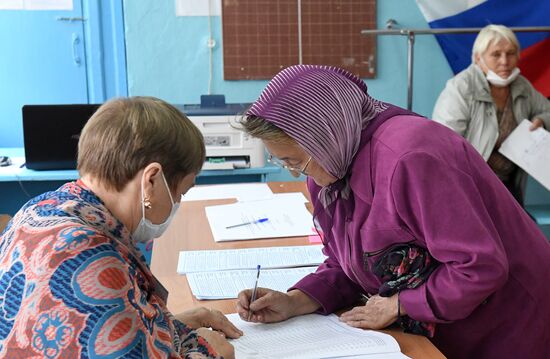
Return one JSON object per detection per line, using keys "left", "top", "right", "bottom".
{"left": 132, "top": 171, "right": 180, "bottom": 243}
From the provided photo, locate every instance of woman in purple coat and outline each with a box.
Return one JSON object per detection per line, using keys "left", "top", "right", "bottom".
{"left": 236, "top": 65, "right": 550, "bottom": 358}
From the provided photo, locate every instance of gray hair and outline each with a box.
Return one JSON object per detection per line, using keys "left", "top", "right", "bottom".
{"left": 472, "top": 24, "right": 520, "bottom": 63}
{"left": 236, "top": 114, "right": 294, "bottom": 144}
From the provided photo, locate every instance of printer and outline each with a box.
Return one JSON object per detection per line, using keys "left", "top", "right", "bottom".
{"left": 178, "top": 95, "right": 265, "bottom": 170}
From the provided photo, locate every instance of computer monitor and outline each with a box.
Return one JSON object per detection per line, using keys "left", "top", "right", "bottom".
{"left": 22, "top": 104, "right": 100, "bottom": 170}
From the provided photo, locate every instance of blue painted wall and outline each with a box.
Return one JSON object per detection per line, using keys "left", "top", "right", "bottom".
{"left": 123, "top": 0, "right": 453, "bottom": 182}
{"left": 122, "top": 0, "right": 550, "bottom": 230}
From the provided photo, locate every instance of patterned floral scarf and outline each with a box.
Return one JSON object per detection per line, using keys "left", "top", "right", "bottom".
{"left": 370, "top": 244, "right": 439, "bottom": 337}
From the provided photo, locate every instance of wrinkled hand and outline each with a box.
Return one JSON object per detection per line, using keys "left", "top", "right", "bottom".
{"left": 176, "top": 307, "right": 243, "bottom": 338}
{"left": 339, "top": 294, "right": 399, "bottom": 330}
{"left": 530, "top": 118, "right": 545, "bottom": 131}
{"left": 236, "top": 287, "right": 295, "bottom": 323}
{"left": 196, "top": 327, "right": 235, "bottom": 359}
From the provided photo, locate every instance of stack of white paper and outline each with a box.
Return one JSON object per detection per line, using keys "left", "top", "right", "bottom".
{"left": 205, "top": 196, "right": 315, "bottom": 242}
{"left": 182, "top": 183, "right": 309, "bottom": 203}
{"left": 269, "top": 192, "right": 309, "bottom": 203}
{"left": 177, "top": 245, "right": 326, "bottom": 274}
{"left": 226, "top": 313, "right": 409, "bottom": 359}
{"left": 181, "top": 183, "right": 274, "bottom": 202}
{"left": 186, "top": 267, "right": 317, "bottom": 300}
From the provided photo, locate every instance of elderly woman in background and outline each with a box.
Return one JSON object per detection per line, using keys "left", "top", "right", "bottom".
{"left": 0, "top": 97, "right": 240, "bottom": 358}
{"left": 235, "top": 65, "right": 550, "bottom": 359}
{"left": 432, "top": 24, "right": 550, "bottom": 204}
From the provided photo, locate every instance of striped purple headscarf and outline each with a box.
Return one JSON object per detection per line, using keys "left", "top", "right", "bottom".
{"left": 247, "top": 65, "right": 388, "bottom": 208}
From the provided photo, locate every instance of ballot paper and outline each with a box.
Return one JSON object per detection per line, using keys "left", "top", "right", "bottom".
{"left": 499, "top": 119, "right": 550, "bottom": 191}
{"left": 205, "top": 196, "right": 316, "bottom": 241}
{"left": 226, "top": 313, "right": 410, "bottom": 359}
{"left": 269, "top": 192, "right": 309, "bottom": 203}
{"left": 177, "top": 245, "right": 326, "bottom": 274}
{"left": 186, "top": 267, "right": 316, "bottom": 299}
{"left": 181, "top": 183, "right": 274, "bottom": 202}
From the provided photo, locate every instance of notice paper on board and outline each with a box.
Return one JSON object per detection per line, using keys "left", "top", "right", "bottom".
{"left": 499, "top": 119, "right": 550, "bottom": 191}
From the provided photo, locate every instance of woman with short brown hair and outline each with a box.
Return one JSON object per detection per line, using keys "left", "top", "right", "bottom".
{"left": 0, "top": 97, "right": 240, "bottom": 358}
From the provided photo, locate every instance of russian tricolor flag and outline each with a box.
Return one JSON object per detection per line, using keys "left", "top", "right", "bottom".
{"left": 416, "top": 0, "right": 550, "bottom": 96}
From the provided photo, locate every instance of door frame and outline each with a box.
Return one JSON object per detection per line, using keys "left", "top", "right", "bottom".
{"left": 83, "top": 0, "right": 128, "bottom": 103}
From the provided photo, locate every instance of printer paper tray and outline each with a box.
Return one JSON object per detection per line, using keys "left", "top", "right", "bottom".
{"left": 203, "top": 156, "right": 249, "bottom": 170}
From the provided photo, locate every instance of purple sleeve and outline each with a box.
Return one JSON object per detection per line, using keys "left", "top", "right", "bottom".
{"left": 390, "top": 151, "right": 509, "bottom": 323}
{"left": 290, "top": 245, "right": 363, "bottom": 314}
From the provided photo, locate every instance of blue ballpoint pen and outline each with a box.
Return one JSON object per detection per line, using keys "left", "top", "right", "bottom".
{"left": 226, "top": 217, "right": 269, "bottom": 229}
{"left": 247, "top": 265, "right": 261, "bottom": 321}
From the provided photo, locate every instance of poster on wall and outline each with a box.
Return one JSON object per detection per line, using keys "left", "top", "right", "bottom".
{"left": 0, "top": 0, "right": 72, "bottom": 10}
{"left": 175, "top": 0, "right": 220, "bottom": 16}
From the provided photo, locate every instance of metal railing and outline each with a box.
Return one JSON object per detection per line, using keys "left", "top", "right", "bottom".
{"left": 361, "top": 24, "right": 550, "bottom": 110}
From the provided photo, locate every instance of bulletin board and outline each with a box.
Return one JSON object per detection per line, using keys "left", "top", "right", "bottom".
{"left": 222, "top": 0, "right": 377, "bottom": 80}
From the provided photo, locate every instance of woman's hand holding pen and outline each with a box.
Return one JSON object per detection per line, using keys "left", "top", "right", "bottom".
{"left": 175, "top": 307, "right": 243, "bottom": 338}
{"left": 237, "top": 288, "right": 291, "bottom": 323}
{"left": 236, "top": 288, "right": 320, "bottom": 323}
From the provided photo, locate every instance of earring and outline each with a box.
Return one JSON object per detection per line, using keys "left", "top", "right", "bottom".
{"left": 143, "top": 196, "right": 152, "bottom": 209}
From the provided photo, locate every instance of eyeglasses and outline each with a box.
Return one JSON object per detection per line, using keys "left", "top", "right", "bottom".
{"left": 268, "top": 154, "right": 312, "bottom": 175}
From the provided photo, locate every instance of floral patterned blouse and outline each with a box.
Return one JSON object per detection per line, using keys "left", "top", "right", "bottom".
{"left": 0, "top": 180, "right": 220, "bottom": 358}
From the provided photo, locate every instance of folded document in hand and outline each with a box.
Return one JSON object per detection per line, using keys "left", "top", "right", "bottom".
{"left": 499, "top": 119, "right": 550, "bottom": 191}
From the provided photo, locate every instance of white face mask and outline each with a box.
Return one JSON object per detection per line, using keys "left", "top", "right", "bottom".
{"left": 132, "top": 171, "right": 180, "bottom": 243}
{"left": 479, "top": 57, "right": 520, "bottom": 87}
